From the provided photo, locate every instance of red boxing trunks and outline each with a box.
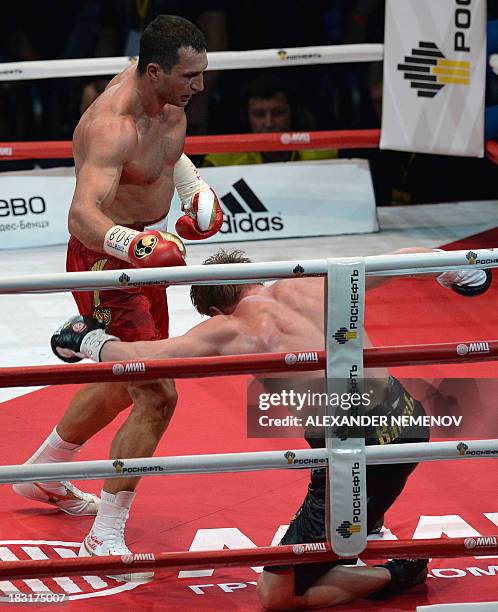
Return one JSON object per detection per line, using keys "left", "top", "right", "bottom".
{"left": 66, "top": 236, "right": 169, "bottom": 342}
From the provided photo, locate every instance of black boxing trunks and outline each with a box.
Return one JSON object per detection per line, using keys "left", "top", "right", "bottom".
{"left": 264, "top": 377, "right": 429, "bottom": 597}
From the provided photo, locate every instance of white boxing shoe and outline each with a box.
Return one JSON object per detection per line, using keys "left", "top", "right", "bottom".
{"left": 12, "top": 481, "right": 100, "bottom": 516}
{"left": 79, "top": 527, "right": 154, "bottom": 583}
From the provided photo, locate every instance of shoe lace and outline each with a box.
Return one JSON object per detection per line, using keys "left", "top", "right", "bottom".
{"left": 108, "top": 523, "right": 129, "bottom": 555}
{"left": 62, "top": 481, "right": 96, "bottom": 503}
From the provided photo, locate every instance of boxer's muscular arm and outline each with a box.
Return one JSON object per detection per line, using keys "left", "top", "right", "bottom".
{"left": 365, "top": 247, "right": 433, "bottom": 290}
{"left": 366, "top": 247, "right": 492, "bottom": 295}
{"left": 68, "top": 116, "right": 137, "bottom": 252}
{"left": 100, "top": 316, "right": 241, "bottom": 362}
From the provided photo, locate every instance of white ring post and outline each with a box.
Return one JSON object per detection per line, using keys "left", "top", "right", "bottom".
{"left": 326, "top": 258, "right": 367, "bottom": 556}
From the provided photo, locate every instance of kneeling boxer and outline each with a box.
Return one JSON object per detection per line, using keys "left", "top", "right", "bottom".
{"left": 258, "top": 377, "right": 430, "bottom": 609}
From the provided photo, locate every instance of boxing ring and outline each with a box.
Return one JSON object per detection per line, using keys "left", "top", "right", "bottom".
{"left": 0, "top": 249, "right": 498, "bottom": 597}
{"left": 0, "top": 38, "right": 498, "bottom": 611}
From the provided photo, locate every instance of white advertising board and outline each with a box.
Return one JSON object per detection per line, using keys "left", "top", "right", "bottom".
{"left": 0, "top": 160, "right": 378, "bottom": 249}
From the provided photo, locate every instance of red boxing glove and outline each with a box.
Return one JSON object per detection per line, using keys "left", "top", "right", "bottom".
{"left": 128, "top": 230, "right": 186, "bottom": 267}
{"left": 175, "top": 189, "right": 223, "bottom": 241}
{"left": 104, "top": 226, "right": 186, "bottom": 268}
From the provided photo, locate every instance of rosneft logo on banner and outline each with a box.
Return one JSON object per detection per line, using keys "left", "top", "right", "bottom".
{"left": 277, "top": 49, "right": 322, "bottom": 62}
{"left": 456, "top": 443, "right": 498, "bottom": 457}
{"left": 398, "top": 42, "right": 470, "bottom": 98}
{"left": 284, "top": 451, "right": 296, "bottom": 464}
{"left": 336, "top": 520, "right": 361, "bottom": 539}
{"left": 332, "top": 327, "right": 357, "bottom": 345}
{"left": 113, "top": 460, "right": 124, "bottom": 473}
{"left": 466, "top": 251, "right": 477, "bottom": 264}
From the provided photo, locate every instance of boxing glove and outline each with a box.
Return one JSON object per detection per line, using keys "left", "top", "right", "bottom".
{"left": 51, "top": 315, "right": 119, "bottom": 363}
{"left": 173, "top": 153, "right": 223, "bottom": 240}
{"left": 437, "top": 268, "right": 492, "bottom": 296}
{"left": 175, "top": 188, "right": 223, "bottom": 240}
{"left": 104, "top": 227, "right": 186, "bottom": 268}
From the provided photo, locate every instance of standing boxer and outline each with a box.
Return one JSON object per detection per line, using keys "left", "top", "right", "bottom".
{"left": 13, "top": 14, "right": 222, "bottom": 578}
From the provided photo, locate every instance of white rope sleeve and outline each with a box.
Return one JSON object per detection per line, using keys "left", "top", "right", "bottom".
{"left": 0, "top": 44, "right": 384, "bottom": 82}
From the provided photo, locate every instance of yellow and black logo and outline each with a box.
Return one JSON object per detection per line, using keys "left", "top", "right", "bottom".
{"left": 466, "top": 251, "right": 477, "bottom": 264}
{"left": 457, "top": 442, "right": 468, "bottom": 456}
{"left": 134, "top": 235, "right": 158, "bottom": 259}
{"left": 113, "top": 460, "right": 125, "bottom": 473}
{"left": 336, "top": 520, "right": 361, "bottom": 539}
{"left": 93, "top": 307, "right": 112, "bottom": 326}
{"left": 293, "top": 265, "right": 305, "bottom": 277}
{"left": 398, "top": 42, "right": 470, "bottom": 98}
{"left": 284, "top": 451, "right": 296, "bottom": 465}
{"left": 278, "top": 49, "right": 287, "bottom": 60}
{"left": 333, "top": 327, "right": 357, "bottom": 345}
{"left": 118, "top": 273, "right": 130, "bottom": 286}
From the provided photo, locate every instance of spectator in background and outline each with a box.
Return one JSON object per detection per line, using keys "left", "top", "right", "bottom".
{"left": 485, "top": 20, "right": 498, "bottom": 141}
{"left": 2, "top": 1, "right": 117, "bottom": 142}
{"left": 203, "top": 75, "right": 338, "bottom": 166}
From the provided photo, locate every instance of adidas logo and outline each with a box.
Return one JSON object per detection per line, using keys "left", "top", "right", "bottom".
{"left": 220, "top": 179, "right": 284, "bottom": 234}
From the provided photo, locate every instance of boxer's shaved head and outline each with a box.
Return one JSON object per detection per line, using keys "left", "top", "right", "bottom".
{"left": 190, "top": 249, "right": 259, "bottom": 316}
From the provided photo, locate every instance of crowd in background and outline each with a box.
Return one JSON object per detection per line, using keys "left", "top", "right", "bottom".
{"left": 0, "top": 0, "right": 497, "bottom": 206}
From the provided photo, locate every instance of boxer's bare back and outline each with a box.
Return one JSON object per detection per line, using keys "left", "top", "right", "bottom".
{"left": 69, "top": 48, "right": 207, "bottom": 251}
{"left": 102, "top": 276, "right": 388, "bottom": 380}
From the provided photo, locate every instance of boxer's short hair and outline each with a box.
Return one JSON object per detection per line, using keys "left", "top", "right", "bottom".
{"left": 137, "top": 15, "right": 206, "bottom": 75}
{"left": 190, "top": 249, "right": 254, "bottom": 316}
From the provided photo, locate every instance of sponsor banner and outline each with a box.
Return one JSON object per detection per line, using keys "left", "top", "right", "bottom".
{"left": 0, "top": 160, "right": 377, "bottom": 250}
{"left": 326, "top": 259, "right": 367, "bottom": 557}
{"left": 0, "top": 175, "right": 74, "bottom": 249}
{"left": 381, "top": 0, "right": 486, "bottom": 157}
{"left": 167, "top": 160, "right": 378, "bottom": 243}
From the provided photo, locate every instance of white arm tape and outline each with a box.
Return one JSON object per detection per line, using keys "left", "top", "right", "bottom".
{"left": 80, "top": 329, "right": 120, "bottom": 362}
{"left": 103, "top": 225, "right": 140, "bottom": 262}
{"left": 173, "top": 154, "right": 210, "bottom": 203}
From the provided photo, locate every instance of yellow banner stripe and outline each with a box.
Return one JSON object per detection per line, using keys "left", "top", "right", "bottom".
{"left": 438, "top": 59, "right": 470, "bottom": 68}
{"left": 432, "top": 67, "right": 470, "bottom": 77}
{"left": 437, "top": 76, "right": 470, "bottom": 85}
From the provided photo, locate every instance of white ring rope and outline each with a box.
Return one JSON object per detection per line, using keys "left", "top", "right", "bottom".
{"left": 0, "top": 44, "right": 384, "bottom": 82}
{"left": 0, "top": 44, "right": 495, "bottom": 83}
{"left": 0, "top": 249, "right": 495, "bottom": 294}
{"left": 0, "top": 440, "right": 496, "bottom": 485}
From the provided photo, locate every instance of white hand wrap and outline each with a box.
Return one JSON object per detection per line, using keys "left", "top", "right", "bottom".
{"left": 103, "top": 225, "right": 139, "bottom": 262}
{"left": 80, "top": 329, "right": 119, "bottom": 362}
{"left": 173, "top": 153, "right": 210, "bottom": 203}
